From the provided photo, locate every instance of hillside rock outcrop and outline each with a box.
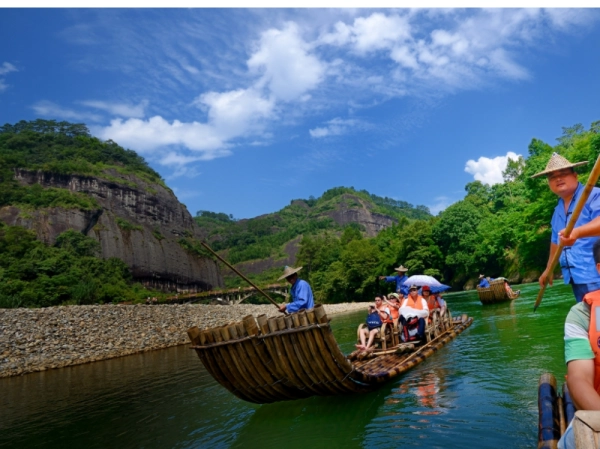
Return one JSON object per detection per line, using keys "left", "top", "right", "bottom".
{"left": 322, "top": 194, "right": 396, "bottom": 237}
{"left": 0, "top": 169, "right": 223, "bottom": 292}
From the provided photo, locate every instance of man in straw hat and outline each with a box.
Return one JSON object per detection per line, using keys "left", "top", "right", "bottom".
{"left": 378, "top": 264, "right": 409, "bottom": 296}
{"left": 277, "top": 266, "right": 314, "bottom": 313}
{"left": 478, "top": 274, "right": 490, "bottom": 288}
{"left": 533, "top": 152, "right": 600, "bottom": 302}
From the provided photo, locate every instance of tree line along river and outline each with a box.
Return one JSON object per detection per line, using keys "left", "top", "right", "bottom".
{"left": 0, "top": 282, "right": 574, "bottom": 449}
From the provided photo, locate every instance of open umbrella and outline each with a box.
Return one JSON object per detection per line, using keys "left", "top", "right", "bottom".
{"left": 430, "top": 284, "right": 451, "bottom": 294}
{"left": 403, "top": 275, "right": 443, "bottom": 288}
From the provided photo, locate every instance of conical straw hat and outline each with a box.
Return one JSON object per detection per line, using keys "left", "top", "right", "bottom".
{"left": 277, "top": 265, "right": 303, "bottom": 281}
{"left": 531, "top": 152, "right": 588, "bottom": 178}
{"left": 394, "top": 265, "right": 409, "bottom": 272}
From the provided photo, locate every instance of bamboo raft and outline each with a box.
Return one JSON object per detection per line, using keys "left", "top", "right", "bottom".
{"left": 538, "top": 372, "right": 600, "bottom": 448}
{"left": 187, "top": 303, "right": 473, "bottom": 404}
{"left": 477, "top": 277, "right": 520, "bottom": 305}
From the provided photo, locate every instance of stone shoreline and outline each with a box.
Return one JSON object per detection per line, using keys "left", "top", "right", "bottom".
{"left": 0, "top": 302, "right": 369, "bottom": 379}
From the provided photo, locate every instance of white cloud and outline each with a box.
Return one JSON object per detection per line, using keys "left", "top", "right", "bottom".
{"left": 31, "top": 100, "right": 103, "bottom": 122}
{"left": 309, "top": 117, "right": 360, "bottom": 138}
{"left": 0, "top": 62, "right": 18, "bottom": 92}
{"left": 47, "top": 9, "right": 599, "bottom": 177}
{"left": 196, "top": 88, "right": 275, "bottom": 138}
{"left": 0, "top": 62, "right": 17, "bottom": 76}
{"left": 465, "top": 151, "right": 523, "bottom": 185}
{"left": 248, "top": 22, "right": 325, "bottom": 102}
{"left": 428, "top": 196, "right": 456, "bottom": 215}
{"left": 79, "top": 100, "right": 148, "bottom": 118}
{"left": 95, "top": 116, "right": 228, "bottom": 159}
{"left": 319, "top": 13, "right": 411, "bottom": 53}
{"left": 316, "top": 9, "right": 596, "bottom": 93}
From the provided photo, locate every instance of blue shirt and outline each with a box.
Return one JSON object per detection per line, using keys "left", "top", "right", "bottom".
{"left": 287, "top": 279, "right": 314, "bottom": 313}
{"left": 479, "top": 278, "right": 490, "bottom": 288}
{"left": 384, "top": 274, "right": 409, "bottom": 296}
{"left": 551, "top": 183, "right": 600, "bottom": 285}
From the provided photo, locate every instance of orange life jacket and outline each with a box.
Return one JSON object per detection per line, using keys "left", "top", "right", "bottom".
{"left": 401, "top": 296, "right": 425, "bottom": 310}
{"left": 427, "top": 296, "right": 441, "bottom": 310}
{"left": 377, "top": 305, "right": 393, "bottom": 324}
{"left": 584, "top": 290, "right": 600, "bottom": 392}
{"left": 388, "top": 305, "right": 399, "bottom": 321}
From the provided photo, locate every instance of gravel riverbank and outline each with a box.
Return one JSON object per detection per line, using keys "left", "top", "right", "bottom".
{"left": 0, "top": 302, "right": 369, "bottom": 379}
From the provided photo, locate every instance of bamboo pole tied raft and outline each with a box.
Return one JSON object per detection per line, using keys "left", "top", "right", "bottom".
{"left": 188, "top": 304, "right": 473, "bottom": 404}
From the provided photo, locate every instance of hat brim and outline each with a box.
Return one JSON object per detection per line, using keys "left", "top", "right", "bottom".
{"left": 394, "top": 268, "right": 409, "bottom": 272}
{"left": 277, "top": 266, "right": 302, "bottom": 281}
{"left": 531, "top": 161, "right": 588, "bottom": 179}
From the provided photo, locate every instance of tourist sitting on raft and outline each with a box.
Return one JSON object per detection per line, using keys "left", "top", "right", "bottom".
{"left": 357, "top": 294, "right": 391, "bottom": 351}
{"left": 422, "top": 286, "right": 447, "bottom": 319}
{"left": 503, "top": 279, "right": 520, "bottom": 296}
{"left": 398, "top": 285, "right": 429, "bottom": 342}
{"left": 383, "top": 293, "right": 401, "bottom": 325}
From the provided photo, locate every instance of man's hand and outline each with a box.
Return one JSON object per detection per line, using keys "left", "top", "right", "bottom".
{"left": 539, "top": 268, "right": 554, "bottom": 287}
{"left": 558, "top": 227, "right": 578, "bottom": 247}
{"left": 378, "top": 276, "right": 385, "bottom": 280}
{"left": 278, "top": 304, "right": 287, "bottom": 313}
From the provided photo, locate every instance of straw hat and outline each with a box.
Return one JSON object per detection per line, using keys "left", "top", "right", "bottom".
{"left": 394, "top": 265, "right": 409, "bottom": 272}
{"left": 277, "top": 265, "right": 303, "bottom": 281}
{"left": 531, "top": 152, "right": 588, "bottom": 178}
{"left": 479, "top": 274, "right": 485, "bottom": 279}
{"left": 388, "top": 293, "right": 400, "bottom": 300}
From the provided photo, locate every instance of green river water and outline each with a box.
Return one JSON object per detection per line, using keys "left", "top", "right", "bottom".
{"left": 0, "top": 283, "right": 578, "bottom": 448}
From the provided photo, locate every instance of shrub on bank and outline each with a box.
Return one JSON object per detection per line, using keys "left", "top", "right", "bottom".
{"left": 0, "top": 224, "right": 162, "bottom": 308}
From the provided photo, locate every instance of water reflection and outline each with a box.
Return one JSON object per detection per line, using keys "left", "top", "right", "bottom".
{"left": 1, "top": 284, "right": 577, "bottom": 449}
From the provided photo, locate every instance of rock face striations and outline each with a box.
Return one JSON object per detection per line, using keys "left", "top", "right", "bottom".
{"left": 0, "top": 168, "right": 223, "bottom": 292}
{"left": 322, "top": 193, "right": 396, "bottom": 237}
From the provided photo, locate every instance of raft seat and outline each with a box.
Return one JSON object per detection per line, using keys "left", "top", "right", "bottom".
{"left": 356, "top": 321, "right": 397, "bottom": 351}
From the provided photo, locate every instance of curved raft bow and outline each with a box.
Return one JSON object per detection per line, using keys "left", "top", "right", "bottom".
{"left": 187, "top": 304, "right": 473, "bottom": 404}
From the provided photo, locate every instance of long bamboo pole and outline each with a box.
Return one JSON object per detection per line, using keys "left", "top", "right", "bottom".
{"left": 534, "top": 155, "right": 600, "bottom": 311}
{"left": 200, "top": 241, "right": 285, "bottom": 313}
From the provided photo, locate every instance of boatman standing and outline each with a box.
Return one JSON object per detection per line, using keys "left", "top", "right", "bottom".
{"left": 278, "top": 266, "right": 315, "bottom": 313}
{"left": 534, "top": 153, "right": 600, "bottom": 303}
{"left": 478, "top": 275, "right": 490, "bottom": 288}
{"left": 379, "top": 265, "right": 409, "bottom": 296}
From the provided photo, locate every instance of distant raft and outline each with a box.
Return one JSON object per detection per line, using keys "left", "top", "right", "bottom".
{"left": 187, "top": 304, "right": 473, "bottom": 404}
{"left": 477, "top": 277, "right": 520, "bottom": 305}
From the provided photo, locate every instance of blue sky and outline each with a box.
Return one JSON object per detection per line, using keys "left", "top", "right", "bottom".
{"left": 1, "top": 8, "right": 600, "bottom": 218}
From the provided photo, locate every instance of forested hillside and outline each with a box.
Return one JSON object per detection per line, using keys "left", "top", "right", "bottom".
{"left": 210, "top": 122, "right": 600, "bottom": 303}
{"left": 195, "top": 186, "right": 431, "bottom": 266}
{"left": 0, "top": 119, "right": 222, "bottom": 308}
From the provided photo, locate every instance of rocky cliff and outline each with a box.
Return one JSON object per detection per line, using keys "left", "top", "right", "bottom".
{"left": 0, "top": 168, "right": 223, "bottom": 292}
{"left": 322, "top": 193, "right": 396, "bottom": 237}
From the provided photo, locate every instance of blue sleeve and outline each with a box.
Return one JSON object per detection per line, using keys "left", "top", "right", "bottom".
{"left": 287, "top": 281, "right": 314, "bottom": 313}
{"left": 384, "top": 276, "right": 396, "bottom": 283}
{"left": 586, "top": 188, "right": 600, "bottom": 220}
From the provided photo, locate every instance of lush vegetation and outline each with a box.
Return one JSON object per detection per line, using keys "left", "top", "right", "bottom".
{"left": 0, "top": 119, "right": 165, "bottom": 211}
{"left": 209, "top": 122, "right": 600, "bottom": 303}
{"left": 0, "top": 120, "right": 169, "bottom": 308}
{"left": 0, "top": 224, "right": 159, "bottom": 308}
{"left": 195, "top": 186, "right": 431, "bottom": 265}
{"left": 3, "top": 119, "right": 600, "bottom": 306}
